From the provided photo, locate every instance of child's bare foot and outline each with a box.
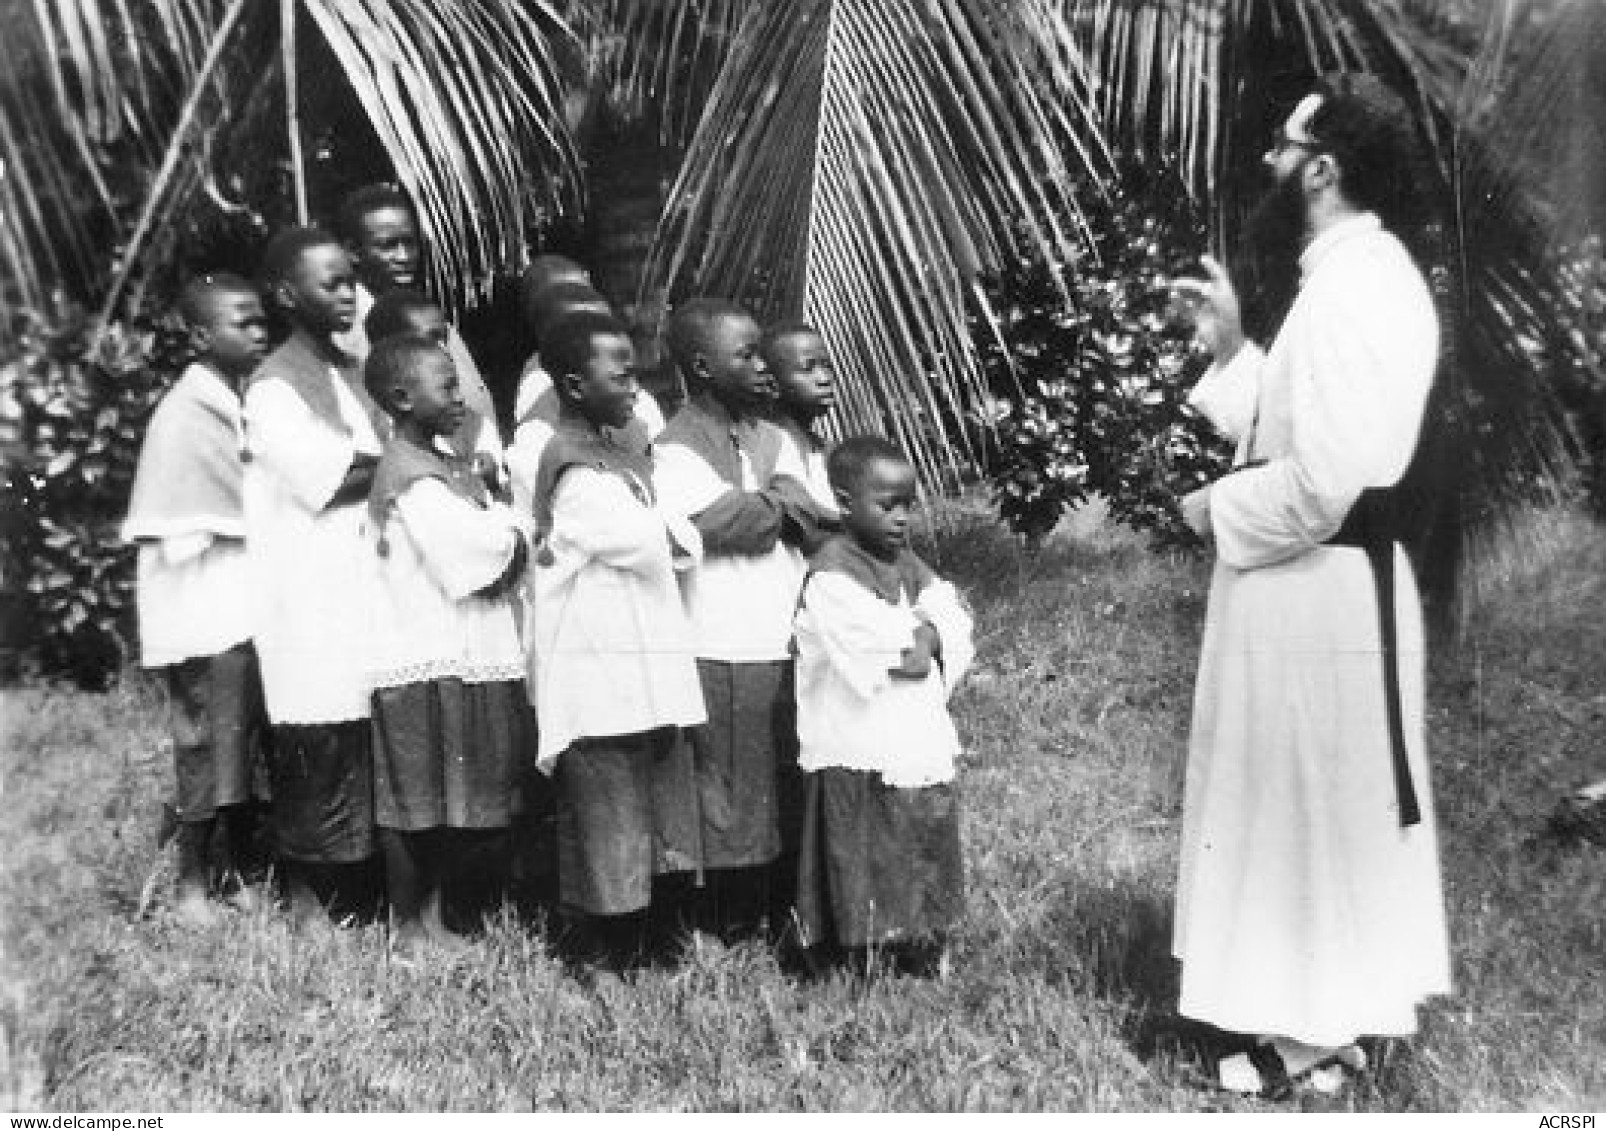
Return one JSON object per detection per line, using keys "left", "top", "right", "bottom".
{"left": 390, "top": 920, "right": 430, "bottom": 969}
{"left": 172, "top": 883, "right": 221, "bottom": 928}
{"left": 420, "top": 895, "right": 470, "bottom": 956}
{"left": 287, "top": 876, "right": 326, "bottom": 929}
{"left": 222, "top": 882, "right": 270, "bottom": 916}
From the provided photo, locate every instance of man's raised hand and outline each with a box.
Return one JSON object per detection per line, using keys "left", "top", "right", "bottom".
{"left": 1170, "top": 254, "right": 1246, "bottom": 363}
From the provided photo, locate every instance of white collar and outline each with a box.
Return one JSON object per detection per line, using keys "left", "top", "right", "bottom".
{"left": 1300, "top": 212, "right": 1382, "bottom": 280}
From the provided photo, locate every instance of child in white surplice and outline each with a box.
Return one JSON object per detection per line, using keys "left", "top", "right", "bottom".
{"left": 791, "top": 435, "right": 974, "bottom": 976}
{"left": 363, "top": 333, "right": 534, "bottom": 964}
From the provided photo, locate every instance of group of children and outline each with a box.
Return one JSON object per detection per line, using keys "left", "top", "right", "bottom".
{"left": 122, "top": 183, "right": 975, "bottom": 976}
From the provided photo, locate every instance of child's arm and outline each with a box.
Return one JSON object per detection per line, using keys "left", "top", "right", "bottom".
{"left": 393, "top": 478, "right": 529, "bottom": 600}
{"left": 768, "top": 439, "right": 838, "bottom": 552}
{"left": 795, "top": 570, "right": 924, "bottom": 699}
{"left": 888, "top": 621, "right": 940, "bottom": 681}
{"left": 654, "top": 443, "right": 786, "bottom": 556}
{"left": 325, "top": 452, "right": 379, "bottom": 510}
{"left": 245, "top": 380, "right": 369, "bottom": 513}
{"left": 912, "top": 576, "right": 975, "bottom": 695}
{"left": 549, "top": 466, "right": 677, "bottom": 576}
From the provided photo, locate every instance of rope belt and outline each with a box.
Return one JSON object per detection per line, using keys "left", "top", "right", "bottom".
{"left": 1323, "top": 488, "right": 1421, "bottom": 828}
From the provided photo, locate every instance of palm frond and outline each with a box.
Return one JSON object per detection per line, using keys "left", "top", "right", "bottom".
{"left": 272, "top": 0, "right": 586, "bottom": 311}
{"left": 578, "top": 0, "right": 757, "bottom": 148}
{"left": 3, "top": 0, "right": 585, "bottom": 331}
{"left": 638, "top": 0, "right": 1111, "bottom": 487}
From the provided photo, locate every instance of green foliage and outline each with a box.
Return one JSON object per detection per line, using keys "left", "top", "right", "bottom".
{"left": 0, "top": 304, "right": 188, "bottom": 687}
{"left": 977, "top": 175, "right": 1232, "bottom": 548}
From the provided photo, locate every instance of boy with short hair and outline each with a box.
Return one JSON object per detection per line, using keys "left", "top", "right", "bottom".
{"left": 525, "top": 311, "right": 707, "bottom": 970}
{"left": 791, "top": 435, "right": 974, "bottom": 976}
{"left": 761, "top": 321, "right": 838, "bottom": 520}
{"left": 245, "top": 226, "right": 382, "bottom": 920}
{"left": 366, "top": 288, "right": 507, "bottom": 490}
{"left": 364, "top": 333, "right": 534, "bottom": 962}
{"left": 653, "top": 298, "right": 832, "bottom": 938}
{"left": 123, "top": 273, "right": 272, "bottom": 925}
{"left": 758, "top": 320, "right": 841, "bottom": 924}
{"left": 511, "top": 277, "right": 667, "bottom": 452}
{"left": 506, "top": 283, "right": 624, "bottom": 513}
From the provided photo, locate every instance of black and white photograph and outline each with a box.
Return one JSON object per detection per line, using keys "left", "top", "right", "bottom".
{"left": 1, "top": 0, "right": 1602, "bottom": 1115}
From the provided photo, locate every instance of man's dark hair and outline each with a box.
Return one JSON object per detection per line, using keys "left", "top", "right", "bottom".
{"left": 177, "top": 272, "right": 257, "bottom": 328}
{"left": 364, "top": 331, "right": 449, "bottom": 415}
{"left": 365, "top": 289, "right": 440, "bottom": 344}
{"left": 259, "top": 226, "right": 343, "bottom": 291}
{"left": 663, "top": 297, "right": 751, "bottom": 382}
{"left": 827, "top": 434, "right": 907, "bottom": 494}
{"left": 542, "top": 311, "right": 630, "bottom": 390}
{"left": 336, "top": 183, "right": 414, "bottom": 245}
{"left": 1305, "top": 72, "right": 1433, "bottom": 242}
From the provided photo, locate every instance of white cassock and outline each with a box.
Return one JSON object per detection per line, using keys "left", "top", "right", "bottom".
{"left": 1174, "top": 213, "right": 1453, "bottom": 1046}
{"left": 244, "top": 371, "right": 382, "bottom": 724}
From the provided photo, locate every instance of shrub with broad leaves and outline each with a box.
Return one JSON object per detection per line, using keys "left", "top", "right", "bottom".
{"left": 0, "top": 302, "right": 188, "bottom": 688}
{"left": 976, "top": 174, "right": 1234, "bottom": 548}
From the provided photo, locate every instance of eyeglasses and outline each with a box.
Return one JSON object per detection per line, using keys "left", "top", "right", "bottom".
{"left": 1272, "top": 128, "right": 1322, "bottom": 153}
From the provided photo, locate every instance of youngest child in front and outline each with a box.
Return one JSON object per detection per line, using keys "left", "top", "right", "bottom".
{"left": 791, "top": 435, "right": 974, "bottom": 976}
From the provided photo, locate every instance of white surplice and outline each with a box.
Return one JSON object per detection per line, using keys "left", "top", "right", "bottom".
{"left": 125, "top": 364, "right": 255, "bottom": 667}
{"left": 1174, "top": 214, "right": 1452, "bottom": 1046}
{"left": 793, "top": 569, "right": 973, "bottom": 789}
{"left": 367, "top": 479, "right": 529, "bottom": 691}
{"left": 243, "top": 371, "right": 382, "bottom": 724}
{"left": 506, "top": 358, "right": 667, "bottom": 516}
{"left": 526, "top": 466, "right": 706, "bottom": 771}
{"left": 653, "top": 432, "right": 810, "bottom": 663}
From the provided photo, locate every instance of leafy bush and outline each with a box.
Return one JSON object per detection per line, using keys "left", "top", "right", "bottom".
{"left": 976, "top": 176, "right": 1233, "bottom": 547}
{"left": 0, "top": 302, "right": 187, "bottom": 688}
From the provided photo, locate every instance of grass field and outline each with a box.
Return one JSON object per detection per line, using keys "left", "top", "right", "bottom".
{"left": 3, "top": 503, "right": 1603, "bottom": 1112}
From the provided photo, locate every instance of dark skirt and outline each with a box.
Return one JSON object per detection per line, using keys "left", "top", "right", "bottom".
{"left": 555, "top": 728, "right": 701, "bottom": 916}
{"left": 163, "top": 641, "right": 270, "bottom": 821}
{"left": 370, "top": 678, "right": 530, "bottom": 831}
{"left": 267, "top": 720, "right": 374, "bottom": 863}
{"left": 689, "top": 658, "right": 795, "bottom": 870}
{"left": 794, "top": 768, "right": 964, "bottom": 949}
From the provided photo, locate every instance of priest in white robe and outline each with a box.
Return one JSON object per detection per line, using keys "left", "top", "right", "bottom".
{"left": 1170, "top": 75, "right": 1452, "bottom": 1095}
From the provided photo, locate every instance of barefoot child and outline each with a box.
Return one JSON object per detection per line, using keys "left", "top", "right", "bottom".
{"left": 123, "top": 273, "right": 272, "bottom": 924}
{"left": 245, "top": 227, "right": 382, "bottom": 920}
{"left": 525, "top": 311, "right": 707, "bottom": 970}
{"left": 791, "top": 435, "right": 975, "bottom": 975}
{"left": 759, "top": 320, "right": 841, "bottom": 926}
{"left": 653, "top": 298, "right": 832, "bottom": 939}
{"left": 363, "top": 333, "right": 535, "bottom": 961}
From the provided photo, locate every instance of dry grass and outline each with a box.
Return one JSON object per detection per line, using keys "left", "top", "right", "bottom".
{"left": 2, "top": 502, "right": 1603, "bottom": 1112}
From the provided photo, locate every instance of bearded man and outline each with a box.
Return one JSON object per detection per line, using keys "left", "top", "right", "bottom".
{"left": 1170, "top": 73, "right": 1452, "bottom": 1096}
